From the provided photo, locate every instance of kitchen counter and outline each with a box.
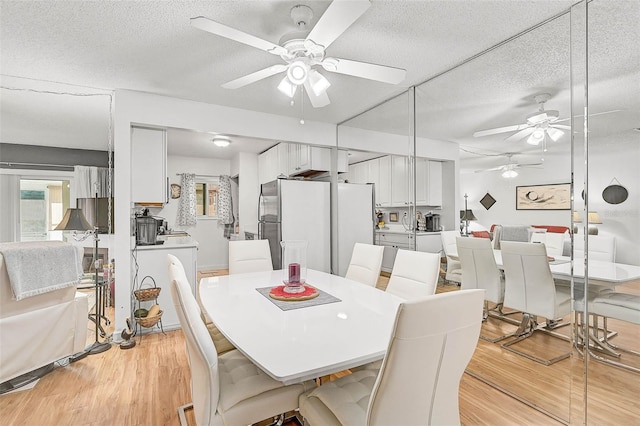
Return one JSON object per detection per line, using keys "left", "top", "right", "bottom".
{"left": 133, "top": 236, "right": 198, "bottom": 250}
{"left": 376, "top": 229, "right": 441, "bottom": 235}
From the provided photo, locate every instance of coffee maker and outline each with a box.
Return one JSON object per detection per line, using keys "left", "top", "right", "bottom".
{"left": 425, "top": 213, "right": 440, "bottom": 232}
{"left": 135, "top": 209, "right": 165, "bottom": 245}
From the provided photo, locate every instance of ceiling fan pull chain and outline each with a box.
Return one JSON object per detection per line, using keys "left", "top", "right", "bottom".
{"left": 299, "top": 88, "right": 305, "bottom": 125}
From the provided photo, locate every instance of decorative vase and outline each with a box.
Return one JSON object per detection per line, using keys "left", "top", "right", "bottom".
{"left": 280, "top": 240, "right": 308, "bottom": 293}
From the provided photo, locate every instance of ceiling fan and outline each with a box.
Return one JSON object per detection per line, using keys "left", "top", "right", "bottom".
{"left": 473, "top": 93, "right": 571, "bottom": 147}
{"left": 191, "top": 0, "right": 406, "bottom": 108}
{"left": 475, "top": 153, "right": 543, "bottom": 178}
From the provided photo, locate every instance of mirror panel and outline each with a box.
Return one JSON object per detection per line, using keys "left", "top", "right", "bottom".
{"left": 416, "top": 11, "right": 573, "bottom": 422}
{"left": 337, "top": 91, "right": 413, "bottom": 277}
{"left": 583, "top": 1, "right": 640, "bottom": 423}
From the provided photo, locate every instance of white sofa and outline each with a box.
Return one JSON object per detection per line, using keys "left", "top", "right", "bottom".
{"left": 0, "top": 246, "right": 88, "bottom": 385}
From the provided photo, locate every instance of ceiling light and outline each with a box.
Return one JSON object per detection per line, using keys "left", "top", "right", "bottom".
{"left": 527, "top": 128, "right": 545, "bottom": 145}
{"left": 308, "top": 70, "right": 331, "bottom": 96}
{"left": 212, "top": 137, "right": 231, "bottom": 147}
{"left": 277, "top": 76, "right": 297, "bottom": 98}
{"left": 287, "top": 60, "right": 309, "bottom": 85}
{"left": 501, "top": 166, "right": 518, "bottom": 178}
{"left": 546, "top": 127, "right": 564, "bottom": 141}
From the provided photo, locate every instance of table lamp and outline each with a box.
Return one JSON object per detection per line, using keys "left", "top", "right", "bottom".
{"left": 587, "top": 211, "right": 602, "bottom": 235}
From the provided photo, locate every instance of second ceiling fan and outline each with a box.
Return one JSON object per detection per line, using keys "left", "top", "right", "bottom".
{"left": 191, "top": 0, "right": 406, "bottom": 108}
{"left": 473, "top": 93, "right": 571, "bottom": 146}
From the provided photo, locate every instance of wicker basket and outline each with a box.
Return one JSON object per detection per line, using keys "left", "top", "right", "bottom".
{"left": 134, "top": 287, "right": 161, "bottom": 301}
{"left": 135, "top": 310, "right": 163, "bottom": 328}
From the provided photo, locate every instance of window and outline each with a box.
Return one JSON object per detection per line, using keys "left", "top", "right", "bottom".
{"left": 19, "top": 179, "right": 70, "bottom": 241}
{"left": 196, "top": 179, "right": 219, "bottom": 219}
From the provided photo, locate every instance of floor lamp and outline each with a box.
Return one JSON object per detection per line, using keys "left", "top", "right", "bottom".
{"left": 55, "top": 204, "right": 112, "bottom": 355}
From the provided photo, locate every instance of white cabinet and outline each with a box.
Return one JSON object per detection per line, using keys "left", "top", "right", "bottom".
{"left": 416, "top": 159, "right": 443, "bottom": 207}
{"left": 391, "top": 156, "right": 409, "bottom": 207}
{"left": 289, "top": 145, "right": 332, "bottom": 177}
{"left": 368, "top": 158, "right": 380, "bottom": 206}
{"left": 427, "top": 161, "right": 443, "bottom": 206}
{"left": 133, "top": 245, "right": 197, "bottom": 331}
{"left": 376, "top": 232, "right": 414, "bottom": 272}
{"left": 258, "top": 143, "right": 289, "bottom": 184}
{"left": 416, "top": 233, "right": 443, "bottom": 253}
{"left": 378, "top": 156, "right": 392, "bottom": 207}
{"left": 348, "top": 161, "right": 369, "bottom": 184}
{"left": 131, "top": 127, "right": 167, "bottom": 204}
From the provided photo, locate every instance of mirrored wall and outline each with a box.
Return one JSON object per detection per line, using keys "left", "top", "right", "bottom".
{"left": 336, "top": 1, "right": 639, "bottom": 423}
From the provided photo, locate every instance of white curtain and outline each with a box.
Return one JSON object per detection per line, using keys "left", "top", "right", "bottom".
{"left": 74, "top": 166, "right": 110, "bottom": 198}
{"left": 177, "top": 173, "right": 197, "bottom": 226}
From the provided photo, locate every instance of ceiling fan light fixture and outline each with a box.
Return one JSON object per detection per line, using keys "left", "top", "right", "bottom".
{"left": 527, "top": 128, "right": 545, "bottom": 145}
{"left": 502, "top": 169, "right": 518, "bottom": 178}
{"left": 308, "top": 69, "right": 331, "bottom": 96}
{"left": 212, "top": 137, "right": 231, "bottom": 147}
{"left": 277, "top": 76, "right": 298, "bottom": 98}
{"left": 287, "top": 60, "right": 309, "bottom": 85}
{"left": 546, "top": 127, "right": 564, "bottom": 141}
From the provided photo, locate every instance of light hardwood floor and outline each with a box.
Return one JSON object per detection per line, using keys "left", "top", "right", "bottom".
{"left": 0, "top": 272, "right": 638, "bottom": 425}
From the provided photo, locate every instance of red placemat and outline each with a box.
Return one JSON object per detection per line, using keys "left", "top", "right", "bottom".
{"left": 269, "top": 285, "right": 319, "bottom": 301}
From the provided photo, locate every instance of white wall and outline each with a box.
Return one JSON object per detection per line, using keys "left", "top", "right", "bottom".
{"left": 236, "top": 152, "right": 259, "bottom": 236}
{"left": 113, "top": 89, "right": 337, "bottom": 334}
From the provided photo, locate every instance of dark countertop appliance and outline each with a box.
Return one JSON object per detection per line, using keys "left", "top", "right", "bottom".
{"left": 425, "top": 213, "right": 440, "bottom": 232}
{"left": 135, "top": 212, "right": 165, "bottom": 246}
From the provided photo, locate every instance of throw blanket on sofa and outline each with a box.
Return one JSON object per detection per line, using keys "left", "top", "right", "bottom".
{"left": 0, "top": 241, "right": 82, "bottom": 301}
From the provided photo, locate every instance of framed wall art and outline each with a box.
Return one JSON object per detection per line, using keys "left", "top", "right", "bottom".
{"left": 516, "top": 183, "right": 571, "bottom": 210}
{"left": 388, "top": 212, "right": 399, "bottom": 222}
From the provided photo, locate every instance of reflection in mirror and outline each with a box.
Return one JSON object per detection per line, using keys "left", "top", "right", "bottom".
{"left": 337, "top": 91, "right": 413, "bottom": 277}
{"left": 582, "top": 1, "right": 640, "bottom": 423}
{"left": 416, "top": 11, "right": 574, "bottom": 423}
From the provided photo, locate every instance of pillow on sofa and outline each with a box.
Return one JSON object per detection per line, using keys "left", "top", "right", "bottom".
{"left": 471, "top": 231, "right": 491, "bottom": 239}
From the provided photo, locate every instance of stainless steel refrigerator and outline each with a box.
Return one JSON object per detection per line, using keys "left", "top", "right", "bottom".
{"left": 258, "top": 179, "right": 331, "bottom": 272}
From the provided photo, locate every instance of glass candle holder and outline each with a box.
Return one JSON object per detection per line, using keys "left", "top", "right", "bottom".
{"left": 280, "top": 240, "right": 307, "bottom": 293}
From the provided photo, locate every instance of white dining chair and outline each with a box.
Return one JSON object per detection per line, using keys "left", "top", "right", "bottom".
{"left": 299, "top": 289, "right": 485, "bottom": 426}
{"left": 344, "top": 242, "right": 384, "bottom": 287}
{"left": 385, "top": 249, "right": 440, "bottom": 300}
{"left": 500, "top": 241, "right": 572, "bottom": 365}
{"left": 440, "top": 230, "right": 462, "bottom": 284}
{"left": 530, "top": 231, "right": 567, "bottom": 257}
{"left": 228, "top": 239, "right": 273, "bottom": 274}
{"left": 167, "top": 254, "right": 313, "bottom": 426}
{"left": 573, "top": 234, "right": 616, "bottom": 262}
{"left": 457, "top": 236, "right": 519, "bottom": 342}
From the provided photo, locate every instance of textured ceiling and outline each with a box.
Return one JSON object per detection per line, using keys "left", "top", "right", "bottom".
{"left": 1, "top": 0, "right": 637, "bottom": 171}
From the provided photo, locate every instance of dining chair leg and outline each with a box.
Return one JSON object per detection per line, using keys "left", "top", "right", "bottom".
{"left": 502, "top": 313, "right": 571, "bottom": 365}
{"left": 177, "top": 403, "right": 193, "bottom": 426}
{"left": 599, "top": 316, "right": 640, "bottom": 357}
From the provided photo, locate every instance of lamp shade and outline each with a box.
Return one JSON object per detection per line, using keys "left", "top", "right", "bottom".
{"left": 460, "top": 210, "right": 477, "bottom": 221}
{"left": 587, "top": 211, "right": 602, "bottom": 224}
{"left": 54, "top": 208, "right": 92, "bottom": 231}
{"left": 572, "top": 211, "right": 582, "bottom": 223}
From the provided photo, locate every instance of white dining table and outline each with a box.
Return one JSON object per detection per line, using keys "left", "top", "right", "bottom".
{"left": 450, "top": 250, "right": 640, "bottom": 287}
{"left": 199, "top": 269, "right": 403, "bottom": 385}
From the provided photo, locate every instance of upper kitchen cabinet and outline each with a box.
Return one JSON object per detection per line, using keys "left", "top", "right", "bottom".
{"left": 416, "top": 159, "right": 442, "bottom": 207}
{"left": 288, "top": 144, "right": 332, "bottom": 177}
{"left": 391, "top": 155, "right": 409, "bottom": 207}
{"left": 258, "top": 143, "right": 288, "bottom": 184}
{"left": 131, "top": 127, "right": 168, "bottom": 205}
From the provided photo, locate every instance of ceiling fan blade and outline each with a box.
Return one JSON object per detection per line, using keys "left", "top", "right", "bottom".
{"left": 321, "top": 57, "right": 406, "bottom": 84}
{"left": 514, "top": 163, "right": 544, "bottom": 168}
{"left": 504, "top": 127, "right": 534, "bottom": 143}
{"left": 551, "top": 124, "right": 571, "bottom": 130}
{"left": 473, "top": 123, "right": 530, "bottom": 138}
{"left": 303, "top": 80, "right": 330, "bottom": 108}
{"left": 475, "top": 165, "right": 505, "bottom": 173}
{"left": 555, "top": 109, "right": 622, "bottom": 123}
{"left": 222, "top": 64, "right": 287, "bottom": 89}
{"left": 306, "top": 0, "right": 371, "bottom": 50}
{"left": 191, "top": 16, "right": 287, "bottom": 56}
